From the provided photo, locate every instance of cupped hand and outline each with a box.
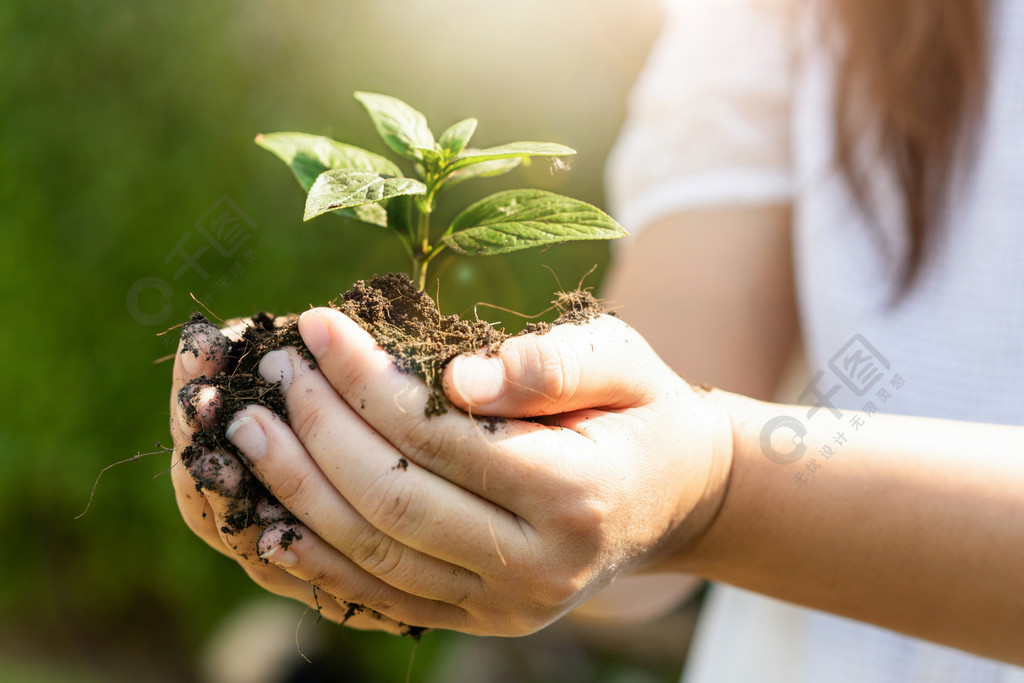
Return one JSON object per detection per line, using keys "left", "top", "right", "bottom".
{"left": 168, "top": 315, "right": 410, "bottom": 633}
{"left": 220, "top": 307, "right": 733, "bottom": 636}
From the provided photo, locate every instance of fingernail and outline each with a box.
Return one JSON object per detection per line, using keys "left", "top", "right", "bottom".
{"left": 260, "top": 545, "right": 298, "bottom": 568}
{"left": 259, "top": 350, "right": 293, "bottom": 391}
{"left": 258, "top": 524, "right": 301, "bottom": 567}
{"left": 187, "top": 450, "right": 246, "bottom": 494}
{"left": 195, "top": 385, "right": 221, "bottom": 426}
{"left": 226, "top": 415, "right": 267, "bottom": 462}
{"left": 177, "top": 380, "right": 203, "bottom": 418}
{"left": 298, "top": 310, "right": 330, "bottom": 358}
{"left": 254, "top": 499, "right": 294, "bottom": 526}
{"left": 181, "top": 344, "right": 203, "bottom": 376}
{"left": 452, "top": 355, "right": 505, "bottom": 406}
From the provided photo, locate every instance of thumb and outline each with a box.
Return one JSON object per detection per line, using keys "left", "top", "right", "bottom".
{"left": 442, "top": 315, "right": 659, "bottom": 418}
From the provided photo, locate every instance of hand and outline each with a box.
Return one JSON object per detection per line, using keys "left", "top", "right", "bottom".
{"left": 217, "top": 307, "right": 733, "bottom": 636}
{"left": 168, "top": 315, "right": 411, "bottom": 633}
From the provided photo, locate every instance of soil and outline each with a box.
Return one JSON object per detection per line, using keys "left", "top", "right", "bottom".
{"left": 177, "top": 272, "right": 606, "bottom": 633}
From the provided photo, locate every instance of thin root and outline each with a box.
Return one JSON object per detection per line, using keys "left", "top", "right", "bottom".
{"left": 466, "top": 408, "right": 508, "bottom": 567}
{"left": 155, "top": 321, "right": 187, "bottom": 337}
{"left": 76, "top": 444, "right": 175, "bottom": 520}
{"left": 294, "top": 603, "right": 313, "bottom": 664}
{"left": 189, "top": 292, "right": 230, "bottom": 328}
{"left": 487, "top": 514, "right": 508, "bottom": 567}
{"left": 312, "top": 585, "right": 323, "bottom": 625}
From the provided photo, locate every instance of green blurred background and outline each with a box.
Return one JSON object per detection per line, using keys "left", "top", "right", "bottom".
{"left": 0, "top": 1, "right": 703, "bottom": 681}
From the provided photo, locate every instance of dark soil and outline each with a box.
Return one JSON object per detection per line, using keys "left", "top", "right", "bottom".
{"left": 177, "top": 272, "right": 605, "bottom": 634}
{"left": 338, "top": 273, "right": 508, "bottom": 416}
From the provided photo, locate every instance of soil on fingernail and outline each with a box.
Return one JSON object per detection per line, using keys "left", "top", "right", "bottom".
{"left": 277, "top": 525, "right": 302, "bottom": 551}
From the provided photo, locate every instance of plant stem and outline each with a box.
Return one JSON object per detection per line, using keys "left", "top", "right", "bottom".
{"left": 412, "top": 257, "right": 426, "bottom": 291}
{"left": 412, "top": 193, "right": 433, "bottom": 291}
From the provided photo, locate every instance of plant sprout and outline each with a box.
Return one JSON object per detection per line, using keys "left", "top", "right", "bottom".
{"left": 256, "top": 92, "right": 627, "bottom": 290}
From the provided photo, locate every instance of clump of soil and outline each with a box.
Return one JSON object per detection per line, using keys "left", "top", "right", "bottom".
{"left": 337, "top": 273, "right": 509, "bottom": 416}
{"left": 524, "top": 287, "right": 612, "bottom": 334}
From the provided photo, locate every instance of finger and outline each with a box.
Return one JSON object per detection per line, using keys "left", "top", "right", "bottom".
{"left": 173, "top": 314, "right": 231, "bottom": 391}
{"left": 256, "top": 521, "right": 470, "bottom": 632}
{"left": 169, "top": 320, "right": 230, "bottom": 557}
{"left": 231, "top": 534, "right": 408, "bottom": 634}
{"left": 293, "top": 307, "right": 608, "bottom": 515}
{"left": 174, "top": 381, "right": 223, "bottom": 436}
{"left": 186, "top": 447, "right": 263, "bottom": 535}
{"left": 170, "top": 452, "right": 234, "bottom": 559}
{"left": 225, "top": 403, "right": 484, "bottom": 605}
{"left": 255, "top": 340, "right": 533, "bottom": 574}
{"left": 169, "top": 316, "right": 231, "bottom": 512}
{"left": 441, "top": 314, "right": 662, "bottom": 418}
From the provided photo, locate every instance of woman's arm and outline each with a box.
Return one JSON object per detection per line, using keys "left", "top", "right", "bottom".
{"left": 604, "top": 204, "right": 797, "bottom": 400}
{"left": 684, "top": 390, "right": 1024, "bottom": 665}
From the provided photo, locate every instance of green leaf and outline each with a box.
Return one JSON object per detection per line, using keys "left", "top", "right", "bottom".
{"left": 438, "top": 118, "right": 477, "bottom": 157}
{"left": 354, "top": 92, "right": 435, "bottom": 161}
{"left": 304, "top": 170, "right": 427, "bottom": 222}
{"left": 440, "top": 157, "right": 522, "bottom": 190}
{"left": 443, "top": 189, "right": 628, "bottom": 256}
{"left": 446, "top": 141, "right": 576, "bottom": 173}
{"left": 255, "top": 132, "right": 400, "bottom": 226}
{"left": 344, "top": 201, "right": 390, "bottom": 228}
{"left": 255, "top": 132, "right": 402, "bottom": 188}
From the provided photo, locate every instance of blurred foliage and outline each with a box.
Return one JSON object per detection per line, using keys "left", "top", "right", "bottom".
{"left": 0, "top": 0, "right": 667, "bottom": 680}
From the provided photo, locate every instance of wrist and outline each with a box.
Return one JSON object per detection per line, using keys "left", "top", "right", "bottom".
{"left": 645, "top": 385, "right": 738, "bottom": 573}
{"left": 672, "top": 390, "right": 774, "bottom": 577}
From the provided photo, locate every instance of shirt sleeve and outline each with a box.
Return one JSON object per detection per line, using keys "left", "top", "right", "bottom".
{"left": 605, "top": 0, "right": 797, "bottom": 235}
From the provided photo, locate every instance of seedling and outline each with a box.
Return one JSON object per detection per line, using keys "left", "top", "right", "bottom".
{"left": 256, "top": 92, "right": 627, "bottom": 291}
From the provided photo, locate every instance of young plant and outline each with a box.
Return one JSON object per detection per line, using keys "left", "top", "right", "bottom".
{"left": 256, "top": 92, "right": 627, "bottom": 291}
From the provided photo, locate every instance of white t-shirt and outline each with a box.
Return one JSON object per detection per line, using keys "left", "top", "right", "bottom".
{"left": 606, "top": 0, "right": 1024, "bottom": 681}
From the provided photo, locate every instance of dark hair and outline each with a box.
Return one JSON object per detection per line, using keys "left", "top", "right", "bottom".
{"left": 831, "top": 0, "right": 989, "bottom": 284}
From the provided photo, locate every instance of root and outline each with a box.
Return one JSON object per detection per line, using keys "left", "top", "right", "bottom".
{"left": 76, "top": 443, "right": 175, "bottom": 519}
{"left": 312, "top": 585, "right": 323, "bottom": 624}
{"left": 405, "top": 638, "right": 419, "bottom": 683}
{"left": 189, "top": 292, "right": 230, "bottom": 328}
{"left": 472, "top": 300, "right": 557, "bottom": 323}
{"left": 487, "top": 514, "right": 508, "bottom": 567}
{"left": 294, "top": 603, "right": 313, "bottom": 665}
{"left": 469, "top": 264, "right": 606, "bottom": 332}
{"left": 156, "top": 320, "right": 187, "bottom": 337}
{"left": 465, "top": 408, "right": 509, "bottom": 567}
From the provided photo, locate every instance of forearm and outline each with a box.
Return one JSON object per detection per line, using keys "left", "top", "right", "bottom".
{"left": 603, "top": 205, "right": 797, "bottom": 400}
{"left": 681, "top": 391, "right": 1024, "bottom": 664}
